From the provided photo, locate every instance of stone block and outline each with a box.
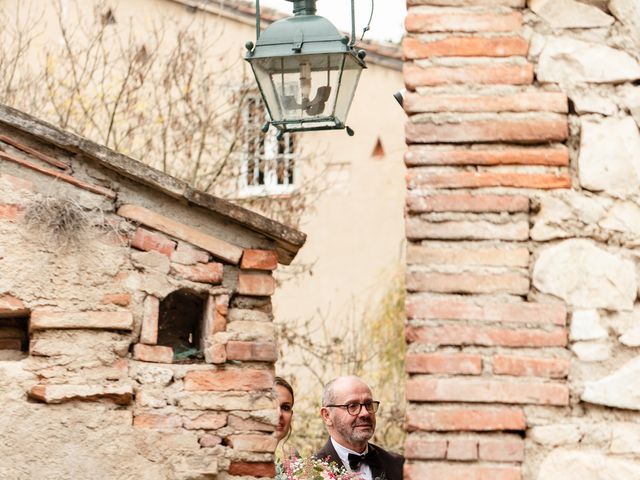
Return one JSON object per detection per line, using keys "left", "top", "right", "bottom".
{"left": 533, "top": 239, "right": 636, "bottom": 310}
{"left": 133, "top": 343, "right": 173, "bottom": 364}
{"left": 183, "top": 368, "right": 274, "bottom": 392}
{"left": 29, "top": 384, "right": 133, "bottom": 405}
{"left": 30, "top": 310, "right": 133, "bottom": 331}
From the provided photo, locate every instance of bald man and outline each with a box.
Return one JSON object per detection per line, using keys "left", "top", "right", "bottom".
{"left": 315, "top": 376, "right": 404, "bottom": 480}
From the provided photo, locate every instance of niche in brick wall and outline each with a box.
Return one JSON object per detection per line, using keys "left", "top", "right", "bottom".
{"left": 158, "top": 289, "right": 207, "bottom": 362}
{"left": 0, "top": 315, "right": 29, "bottom": 355}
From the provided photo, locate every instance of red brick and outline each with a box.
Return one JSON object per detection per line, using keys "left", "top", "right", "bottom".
{"left": 404, "top": 63, "right": 533, "bottom": 88}
{"left": 404, "top": 36, "right": 528, "bottom": 59}
{"left": 406, "top": 353, "right": 482, "bottom": 375}
{"left": 0, "top": 203, "right": 24, "bottom": 220}
{"left": 184, "top": 368, "right": 274, "bottom": 391}
{"left": 241, "top": 249, "right": 278, "bottom": 271}
{"left": 227, "top": 434, "right": 277, "bottom": 452}
{"left": 183, "top": 412, "right": 227, "bottom": 430}
{"left": 407, "top": 271, "right": 529, "bottom": 295}
{"left": 404, "top": 92, "right": 568, "bottom": 114}
{"left": 131, "top": 228, "right": 176, "bottom": 256}
{"left": 405, "top": 11, "right": 523, "bottom": 32}
{"left": 134, "top": 413, "right": 182, "bottom": 429}
{"left": 406, "top": 298, "right": 566, "bottom": 325}
{"left": 406, "top": 218, "right": 529, "bottom": 241}
{"left": 171, "top": 262, "right": 223, "bottom": 284}
{"left": 0, "top": 173, "right": 33, "bottom": 191}
{"left": 408, "top": 0, "right": 525, "bottom": 6}
{"left": 226, "top": 341, "right": 277, "bottom": 362}
{"left": 133, "top": 343, "right": 173, "bottom": 364}
{"left": 237, "top": 272, "right": 276, "bottom": 296}
{"left": 405, "top": 437, "right": 447, "bottom": 459}
{"left": 447, "top": 438, "right": 478, "bottom": 461}
{"left": 407, "top": 193, "right": 529, "bottom": 213}
{"left": 406, "top": 406, "right": 526, "bottom": 432}
{"left": 406, "top": 245, "right": 529, "bottom": 267}
{"left": 100, "top": 293, "right": 131, "bottom": 307}
{"left": 406, "top": 117, "right": 568, "bottom": 144}
{"left": 406, "top": 377, "right": 569, "bottom": 405}
{"left": 493, "top": 355, "right": 570, "bottom": 378}
{"left": 405, "top": 145, "right": 569, "bottom": 167}
{"left": 479, "top": 437, "right": 525, "bottom": 462}
{"left": 405, "top": 463, "right": 521, "bottom": 480}
{"left": 118, "top": 204, "right": 243, "bottom": 264}
{"left": 0, "top": 295, "right": 28, "bottom": 317}
{"left": 406, "top": 325, "right": 568, "bottom": 348}
{"left": 140, "top": 296, "right": 159, "bottom": 345}
{"left": 407, "top": 171, "right": 571, "bottom": 189}
{"left": 228, "top": 462, "right": 275, "bottom": 477}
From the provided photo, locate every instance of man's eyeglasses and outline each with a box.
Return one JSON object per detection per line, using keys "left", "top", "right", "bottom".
{"left": 326, "top": 401, "right": 380, "bottom": 416}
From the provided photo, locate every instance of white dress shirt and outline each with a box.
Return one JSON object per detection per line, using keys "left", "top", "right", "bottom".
{"left": 331, "top": 437, "right": 373, "bottom": 480}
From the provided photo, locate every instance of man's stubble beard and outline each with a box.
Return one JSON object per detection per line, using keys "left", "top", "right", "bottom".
{"left": 334, "top": 415, "right": 375, "bottom": 444}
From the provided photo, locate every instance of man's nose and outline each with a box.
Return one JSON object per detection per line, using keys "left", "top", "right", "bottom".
{"left": 358, "top": 406, "right": 371, "bottom": 418}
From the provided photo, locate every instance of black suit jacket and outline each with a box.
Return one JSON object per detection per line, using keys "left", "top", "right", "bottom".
{"left": 315, "top": 438, "right": 404, "bottom": 480}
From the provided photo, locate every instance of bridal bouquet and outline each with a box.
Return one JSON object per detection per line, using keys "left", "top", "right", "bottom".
{"left": 277, "top": 455, "right": 363, "bottom": 480}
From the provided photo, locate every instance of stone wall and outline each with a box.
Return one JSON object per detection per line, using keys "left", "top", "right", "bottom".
{"left": 0, "top": 113, "right": 295, "bottom": 479}
{"left": 403, "top": 0, "right": 640, "bottom": 478}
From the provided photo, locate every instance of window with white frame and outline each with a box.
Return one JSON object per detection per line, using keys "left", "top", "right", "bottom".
{"left": 241, "top": 95, "right": 296, "bottom": 195}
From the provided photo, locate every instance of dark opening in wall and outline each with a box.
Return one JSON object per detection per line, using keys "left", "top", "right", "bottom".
{"left": 0, "top": 316, "right": 29, "bottom": 352}
{"left": 158, "top": 289, "right": 206, "bottom": 362}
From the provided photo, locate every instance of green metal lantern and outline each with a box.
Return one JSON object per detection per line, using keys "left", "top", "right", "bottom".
{"left": 245, "top": 0, "right": 367, "bottom": 136}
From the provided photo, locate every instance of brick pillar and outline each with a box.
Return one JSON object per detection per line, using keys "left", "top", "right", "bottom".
{"left": 402, "top": 1, "right": 571, "bottom": 478}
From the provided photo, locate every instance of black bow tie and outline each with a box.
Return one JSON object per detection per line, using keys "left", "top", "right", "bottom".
{"left": 348, "top": 449, "right": 380, "bottom": 471}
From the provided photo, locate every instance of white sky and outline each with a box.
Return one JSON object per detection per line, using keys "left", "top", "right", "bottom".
{"left": 258, "top": 0, "right": 406, "bottom": 43}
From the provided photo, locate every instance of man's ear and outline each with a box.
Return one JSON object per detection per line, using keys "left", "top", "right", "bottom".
{"left": 320, "top": 407, "right": 333, "bottom": 426}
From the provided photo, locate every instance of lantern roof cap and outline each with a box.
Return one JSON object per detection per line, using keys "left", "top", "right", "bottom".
{"left": 250, "top": 14, "right": 357, "bottom": 59}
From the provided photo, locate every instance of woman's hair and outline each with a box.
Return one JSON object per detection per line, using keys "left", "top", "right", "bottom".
{"left": 275, "top": 376, "right": 294, "bottom": 406}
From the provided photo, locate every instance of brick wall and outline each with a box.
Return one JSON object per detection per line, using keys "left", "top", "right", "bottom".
{"left": 403, "top": 1, "right": 571, "bottom": 478}
{"left": 0, "top": 111, "right": 302, "bottom": 479}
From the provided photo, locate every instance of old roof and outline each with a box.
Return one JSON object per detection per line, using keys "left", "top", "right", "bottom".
{"left": 164, "top": 0, "right": 403, "bottom": 70}
{"left": 0, "top": 103, "right": 306, "bottom": 264}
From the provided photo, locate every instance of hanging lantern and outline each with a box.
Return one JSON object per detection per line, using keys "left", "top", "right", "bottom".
{"left": 245, "top": 0, "right": 367, "bottom": 136}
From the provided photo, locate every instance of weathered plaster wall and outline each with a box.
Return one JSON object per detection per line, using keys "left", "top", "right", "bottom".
{"left": 403, "top": 0, "right": 640, "bottom": 478}
{"left": 0, "top": 116, "right": 290, "bottom": 479}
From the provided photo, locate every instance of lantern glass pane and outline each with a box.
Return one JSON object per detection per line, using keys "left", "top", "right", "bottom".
{"left": 251, "top": 53, "right": 350, "bottom": 124}
{"left": 333, "top": 55, "right": 363, "bottom": 124}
